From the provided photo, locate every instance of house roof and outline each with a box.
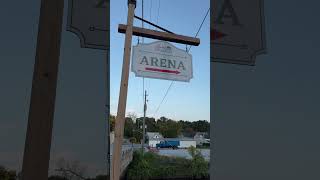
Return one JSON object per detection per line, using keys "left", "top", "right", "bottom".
{"left": 146, "top": 132, "right": 163, "bottom": 140}
{"left": 194, "top": 132, "right": 208, "bottom": 137}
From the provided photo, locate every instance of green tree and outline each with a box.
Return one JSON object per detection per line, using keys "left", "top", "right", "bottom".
{"left": 158, "top": 118, "right": 181, "bottom": 138}
{"left": 0, "top": 166, "right": 16, "bottom": 180}
{"left": 109, "top": 114, "right": 116, "bottom": 132}
{"left": 133, "top": 130, "right": 143, "bottom": 143}
{"left": 192, "top": 120, "right": 209, "bottom": 132}
{"left": 124, "top": 117, "right": 134, "bottom": 138}
{"left": 182, "top": 127, "right": 196, "bottom": 137}
{"left": 145, "top": 117, "right": 158, "bottom": 132}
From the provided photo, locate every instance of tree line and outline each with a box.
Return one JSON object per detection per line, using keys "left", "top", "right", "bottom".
{"left": 110, "top": 115, "right": 210, "bottom": 143}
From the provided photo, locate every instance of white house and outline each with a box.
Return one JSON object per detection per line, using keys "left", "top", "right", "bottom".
{"left": 194, "top": 132, "right": 209, "bottom": 145}
{"left": 146, "top": 132, "right": 164, "bottom": 147}
{"left": 110, "top": 131, "right": 115, "bottom": 144}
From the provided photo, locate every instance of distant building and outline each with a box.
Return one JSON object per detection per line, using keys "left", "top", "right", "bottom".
{"left": 110, "top": 131, "right": 115, "bottom": 144}
{"left": 194, "top": 132, "right": 209, "bottom": 145}
{"left": 146, "top": 132, "right": 164, "bottom": 147}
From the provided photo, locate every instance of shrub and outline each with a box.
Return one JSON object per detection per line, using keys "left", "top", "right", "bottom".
{"left": 187, "top": 146, "right": 209, "bottom": 178}
{"left": 126, "top": 151, "right": 153, "bottom": 180}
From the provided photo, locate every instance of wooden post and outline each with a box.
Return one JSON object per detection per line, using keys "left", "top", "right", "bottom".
{"left": 111, "top": 0, "right": 136, "bottom": 180}
{"left": 21, "top": 0, "right": 64, "bottom": 179}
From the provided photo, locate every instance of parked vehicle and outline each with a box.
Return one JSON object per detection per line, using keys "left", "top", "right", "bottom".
{"left": 156, "top": 140, "right": 180, "bottom": 149}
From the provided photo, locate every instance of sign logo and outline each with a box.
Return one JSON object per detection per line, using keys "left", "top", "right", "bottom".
{"left": 211, "top": 0, "right": 267, "bottom": 65}
{"left": 132, "top": 41, "right": 193, "bottom": 82}
{"left": 154, "top": 43, "right": 173, "bottom": 54}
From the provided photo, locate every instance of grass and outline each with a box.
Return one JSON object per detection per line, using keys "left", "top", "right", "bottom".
{"left": 126, "top": 148, "right": 209, "bottom": 180}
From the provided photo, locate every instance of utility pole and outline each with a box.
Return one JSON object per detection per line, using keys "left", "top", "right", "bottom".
{"left": 141, "top": 90, "right": 148, "bottom": 153}
{"left": 111, "top": 0, "right": 136, "bottom": 180}
{"left": 21, "top": 0, "right": 64, "bottom": 179}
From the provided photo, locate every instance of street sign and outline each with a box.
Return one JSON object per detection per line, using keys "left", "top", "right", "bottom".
{"left": 211, "top": 0, "right": 266, "bottom": 65}
{"left": 67, "top": 0, "right": 109, "bottom": 50}
{"left": 132, "top": 41, "right": 193, "bottom": 82}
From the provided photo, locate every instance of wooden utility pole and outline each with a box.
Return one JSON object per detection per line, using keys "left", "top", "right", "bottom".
{"left": 141, "top": 90, "right": 147, "bottom": 152}
{"left": 111, "top": 0, "right": 136, "bottom": 180}
{"left": 21, "top": 0, "right": 64, "bottom": 179}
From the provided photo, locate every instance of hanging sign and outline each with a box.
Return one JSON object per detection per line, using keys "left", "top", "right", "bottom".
{"left": 132, "top": 41, "right": 193, "bottom": 82}
{"left": 211, "top": 0, "right": 267, "bottom": 65}
{"left": 67, "top": 0, "right": 109, "bottom": 50}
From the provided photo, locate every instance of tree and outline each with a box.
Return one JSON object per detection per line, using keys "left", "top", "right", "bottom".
{"left": 178, "top": 120, "right": 210, "bottom": 138}
{"left": 157, "top": 118, "right": 182, "bottom": 138}
{"left": 124, "top": 117, "right": 134, "bottom": 138}
{"left": 133, "top": 130, "right": 143, "bottom": 143}
{"left": 192, "top": 120, "right": 209, "bottom": 133}
{"left": 0, "top": 166, "right": 16, "bottom": 180}
{"left": 109, "top": 114, "right": 116, "bottom": 132}
{"left": 145, "top": 117, "right": 158, "bottom": 132}
{"left": 182, "top": 127, "right": 196, "bottom": 137}
{"left": 127, "top": 112, "right": 137, "bottom": 122}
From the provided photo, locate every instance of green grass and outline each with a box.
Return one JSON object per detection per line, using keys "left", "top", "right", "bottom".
{"left": 126, "top": 149, "right": 209, "bottom": 180}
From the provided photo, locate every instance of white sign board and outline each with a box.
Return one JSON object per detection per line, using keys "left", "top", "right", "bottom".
{"left": 132, "top": 41, "right": 193, "bottom": 82}
{"left": 211, "top": 0, "right": 266, "bottom": 65}
{"left": 67, "top": 0, "right": 109, "bottom": 50}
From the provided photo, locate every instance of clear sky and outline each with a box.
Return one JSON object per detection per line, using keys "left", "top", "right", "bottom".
{"left": 110, "top": 0, "right": 210, "bottom": 122}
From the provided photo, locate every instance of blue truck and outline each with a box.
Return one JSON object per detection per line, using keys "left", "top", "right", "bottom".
{"left": 156, "top": 140, "right": 180, "bottom": 149}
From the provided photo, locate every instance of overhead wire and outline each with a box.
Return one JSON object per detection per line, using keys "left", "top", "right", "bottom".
{"left": 142, "top": 0, "right": 145, "bottom": 108}
{"left": 188, "top": 7, "right": 210, "bottom": 52}
{"left": 149, "top": 0, "right": 153, "bottom": 29}
{"left": 147, "top": 0, "right": 160, "bottom": 102}
{"left": 156, "top": 0, "right": 160, "bottom": 30}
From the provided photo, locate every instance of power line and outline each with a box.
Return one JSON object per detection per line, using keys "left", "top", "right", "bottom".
{"left": 149, "top": 0, "right": 153, "bottom": 29}
{"left": 188, "top": 7, "right": 210, "bottom": 52}
{"left": 156, "top": 0, "right": 160, "bottom": 30}
{"left": 153, "top": 81, "right": 174, "bottom": 117}
{"left": 153, "top": 7, "right": 210, "bottom": 118}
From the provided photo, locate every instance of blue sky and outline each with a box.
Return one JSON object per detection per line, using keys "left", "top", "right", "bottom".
{"left": 110, "top": 0, "right": 210, "bottom": 121}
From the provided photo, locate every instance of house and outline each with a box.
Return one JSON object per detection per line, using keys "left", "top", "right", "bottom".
{"left": 194, "top": 132, "right": 209, "bottom": 145}
{"left": 146, "top": 132, "right": 164, "bottom": 147}
{"left": 110, "top": 131, "right": 114, "bottom": 144}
